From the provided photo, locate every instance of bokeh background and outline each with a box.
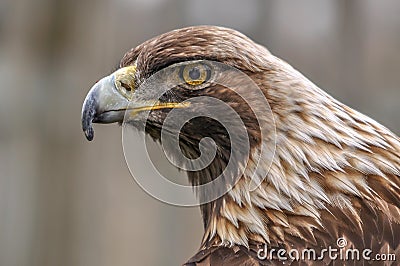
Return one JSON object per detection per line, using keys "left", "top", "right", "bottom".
{"left": 1, "top": 0, "right": 399, "bottom": 265}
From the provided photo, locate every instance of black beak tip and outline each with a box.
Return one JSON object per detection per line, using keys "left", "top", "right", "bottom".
{"left": 84, "top": 127, "right": 94, "bottom": 141}
{"left": 82, "top": 91, "right": 97, "bottom": 141}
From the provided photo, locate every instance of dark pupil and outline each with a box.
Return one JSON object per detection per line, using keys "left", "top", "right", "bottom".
{"left": 189, "top": 67, "right": 201, "bottom": 80}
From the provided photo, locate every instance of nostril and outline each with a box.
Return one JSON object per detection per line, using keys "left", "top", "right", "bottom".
{"left": 120, "top": 81, "right": 131, "bottom": 92}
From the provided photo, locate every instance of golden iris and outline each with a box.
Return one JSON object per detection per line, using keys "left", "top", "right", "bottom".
{"left": 180, "top": 63, "right": 210, "bottom": 86}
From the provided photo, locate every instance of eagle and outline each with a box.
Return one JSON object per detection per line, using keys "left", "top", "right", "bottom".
{"left": 81, "top": 26, "right": 400, "bottom": 265}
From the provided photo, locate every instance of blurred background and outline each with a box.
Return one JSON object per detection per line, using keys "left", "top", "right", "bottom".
{"left": 0, "top": 0, "right": 399, "bottom": 265}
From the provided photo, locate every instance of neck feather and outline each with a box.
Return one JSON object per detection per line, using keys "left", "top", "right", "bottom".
{"left": 198, "top": 59, "right": 400, "bottom": 249}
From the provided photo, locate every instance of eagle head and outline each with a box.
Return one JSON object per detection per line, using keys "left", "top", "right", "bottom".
{"left": 82, "top": 26, "right": 400, "bottom": 264}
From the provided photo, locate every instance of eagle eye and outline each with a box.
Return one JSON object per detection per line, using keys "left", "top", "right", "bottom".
{"left": 180, "top": 63, "right": 210, "bottom": 87}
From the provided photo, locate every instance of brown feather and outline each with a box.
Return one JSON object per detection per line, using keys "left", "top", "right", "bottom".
{"left": 117, "top": 26, "right": 400, "bottom": 265}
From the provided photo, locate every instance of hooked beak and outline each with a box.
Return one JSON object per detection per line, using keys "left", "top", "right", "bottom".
{"left": 81, "top": 73, "right": 130, "bottom": 141}
{"left": 81, "top": 66, "right": 189, "bottom": 141}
